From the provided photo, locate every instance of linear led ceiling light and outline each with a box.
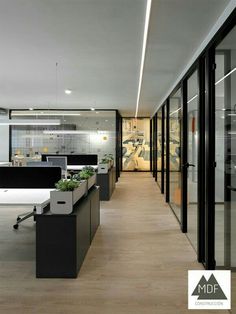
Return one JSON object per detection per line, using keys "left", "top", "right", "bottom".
{"left": 12, "top": 112, "right": 81, "bottom": 116}
{"left": 215, "top": 67, "right": 236, "bottom": 86}
{"left": 187, "top": 94, "right": 198, "bottom": 104}
{"left": 43, "top": 130, "right": 113, "bottom": 135}
{"left": 169, "top": 107, "right": 181, "bottom": 116}
{"left": 43, "top": 130, "right": 91, "bottom": 135}
{"left": 135, "top": 0, "right": 152, "bottom": 118}
{"left": 0, "top": 119, "right": 61, "bottom": 125}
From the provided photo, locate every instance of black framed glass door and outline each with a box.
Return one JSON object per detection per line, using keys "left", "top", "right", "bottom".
{"left": 169, "top": 88, "right": 182, "bottom": 220}
{"left": 214, "top": 25, "right": 236, "bottom": 269}
{"left": 186, "top": 69, "right": 199, "bottom": 252}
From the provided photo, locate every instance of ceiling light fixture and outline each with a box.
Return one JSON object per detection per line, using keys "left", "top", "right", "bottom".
{"left": 43, "top": 130, "right": 112, "bottom": 135}
{"left": 215, "top": 67, "right": 236, "bottom": 86}
{"left": 12, "top": 112, "right": 81, "bottom": 116}
{"left": 135, "top": 0, "right": 152, "bottom": 118}
{"left": 0, "top": 119, "right": 61, "bottom": 126}
{"left": 65, "top": 89, "right": 72, "bottom": 95}
{"left": 187, "top": 94, "right": 198, "bottom": 104}
{"left": 170, "top": 107, "right": 181, "bottom": 116}
{"left": 43, "top": 130, "right": 91, "bottom": 135}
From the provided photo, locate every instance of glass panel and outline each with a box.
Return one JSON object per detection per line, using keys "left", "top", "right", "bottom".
{"left": 122, "top": 118, "right": 150, "bottom": 171}
{"left": 157, "top": 109, "right": 162, "bottom": 188}
{"left": 164, "top": 105, "right": 166, "bottom": 191}
{"left": 187, "top": 70, "right": 199, "bottom": 251}
{"left": 11, "top": 110, "right": 116, "bottom": 162}
{"left": 215, "top": 25, "right": 236, "bottom": 268}
{"left": 152, "top": 117, "right": 155, "bottom": 175}
{"left": 169, "top": 88, "right": 182, "bottom": 220}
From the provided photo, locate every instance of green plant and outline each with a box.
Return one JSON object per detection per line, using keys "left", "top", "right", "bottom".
{"left": 82, "top": 166, "right": 95, "bottom": 176}
{"left": 104, "top": 154, "right": 114, "bottom": 160}
{"left": 55, "top": 179, "right": 80, "bottom": 191}
{"left": 100, "top": 158, "right": 109, "bottom": 164}
{"left": 78, "top": 169, "right": 94, "bottom": 180}
{"left": 72, "top": 173, "right": 81, "bottom": 181}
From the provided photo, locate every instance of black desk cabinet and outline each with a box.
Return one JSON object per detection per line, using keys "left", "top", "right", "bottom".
{"left": 97, "top": 167, "right": 116, "bottom": 201}
{"left": 36, "top": 186, "right": 100, "bottom": 278}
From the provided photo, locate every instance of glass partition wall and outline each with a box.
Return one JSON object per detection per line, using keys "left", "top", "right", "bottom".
{"left": 169, "top": 89, "right": 182, "bottom": 221}
{"left": 186, "top": 70, "right": 199, "bottom": 252}
{"left": 157, "top": 109, "right": 162, "bottom": 189}
{"left": 214, "top": 25, "right": 236, "bottom": 269}
{"left": 10, "top": 110, "right": 117, "bottom": 164}
{"left": 152, "top": 10, "right": 236, "bottom": 271}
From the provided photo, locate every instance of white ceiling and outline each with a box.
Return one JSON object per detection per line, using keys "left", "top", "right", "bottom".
{"left": 139, "top": 0, "right": 231, "bottom": 116}
{"left": 0, "top": 0, "right": 232, "bottom": 116}
{"left": 0, "top": 0, "right": 146, "bottom": 115}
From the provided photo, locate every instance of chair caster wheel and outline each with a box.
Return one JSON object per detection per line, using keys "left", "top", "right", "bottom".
{"left": 13, "top": 224, "right": 19, "bottom": 230}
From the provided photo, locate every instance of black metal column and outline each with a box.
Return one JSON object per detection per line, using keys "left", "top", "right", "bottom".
{"left": 205, "top": 48, "right": 216, "bottom": 270}
{"left": 181, "top": 80, "right": 187, "bottom": 233}
{"left": 197, "top": 57, "right": 206, "bottom": 263}
{"left": 165, "top": 100, "right": 170, "bottom": 203}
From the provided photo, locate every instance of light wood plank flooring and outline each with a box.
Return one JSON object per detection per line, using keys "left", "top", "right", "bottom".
{"left": 0, "top": 172, "right": 234, "bottom": 314}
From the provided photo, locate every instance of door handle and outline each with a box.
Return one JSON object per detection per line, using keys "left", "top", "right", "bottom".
{"left": 227, "top": 186, "right": 236, "bottom": 191}
{"left": 182, "top": 163, "right": 195, "bottom": 168}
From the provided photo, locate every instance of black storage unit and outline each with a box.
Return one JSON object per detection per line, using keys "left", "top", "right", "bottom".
{"left": 90, "top": 187, "right": 100, "bottom": 242}
{"left": 36, "top": 186, "right": 100, "bottom": 278}
{"left": 97, "top": 167, "right": 116, "bottom": 201}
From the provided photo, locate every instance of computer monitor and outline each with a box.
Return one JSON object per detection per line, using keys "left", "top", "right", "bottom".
{"left": 46, "top": 156, "right": 67, "bottom": 173}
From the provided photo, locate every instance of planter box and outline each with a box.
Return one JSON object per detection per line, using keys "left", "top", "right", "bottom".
{"left": 98, "top": 163, "right": 109, "bottom": 174}
{"left": 50, "top": 180, "right": 87, "bottom": 214}
{"left": 87, "top": 173, "right": 97, "bottom": 190}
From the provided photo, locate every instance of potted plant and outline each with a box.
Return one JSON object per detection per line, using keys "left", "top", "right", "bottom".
{"left": 50, "top": 178, "right": 87, "bottom": 214}
{"left": 104, "top": 154, "right": 114, "bottom": 167}
{"left": 98, "top": 157, "right": 110, "bottom": 174}
{"left": 73, "top": 166, "right": 96, "bottom": 190}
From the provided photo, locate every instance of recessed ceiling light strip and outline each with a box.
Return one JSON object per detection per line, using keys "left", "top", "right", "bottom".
{"left": 187, "top": 94, "right": 198, "bottom": 104}
{"left": 135, "top": 0, "right": 152, "bottom": 118}
{"left": 170, "top": 107, "right": 181, "bottom": 116}
{"left": 12, "top": 112, "right": 81, "bottom": 116}
{"left": 215, "top": 67, "right": 236, "bottom": 85}
{"left": 0, "top": 119, "right": 61, "bottom": 126}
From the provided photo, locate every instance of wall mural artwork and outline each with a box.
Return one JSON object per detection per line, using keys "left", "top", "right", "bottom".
{"left": 122, "top": 118, "right": 150, "bottom": 171}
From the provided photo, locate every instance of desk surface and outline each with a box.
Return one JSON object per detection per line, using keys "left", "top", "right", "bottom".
{"left": 0, "top": 189, "right": 54, "bottom": 214}
{"left": 0, "top": 162, "right": 11, "bottom": 166}
{"left": 67, "top": 165, "right": 98, "bottom": 170}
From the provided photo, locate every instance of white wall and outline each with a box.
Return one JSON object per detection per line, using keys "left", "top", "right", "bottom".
{"left": 0, "top": 115, "right": 9, "bottom": 161}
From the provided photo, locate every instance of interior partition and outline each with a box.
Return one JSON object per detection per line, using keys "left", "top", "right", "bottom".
{"left": 9, "top": 109, "right": 122, "bottom": 180}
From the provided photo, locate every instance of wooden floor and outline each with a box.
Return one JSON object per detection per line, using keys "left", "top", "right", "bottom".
{"left": 0, "top": 172, "right": 234, "bottom": 314}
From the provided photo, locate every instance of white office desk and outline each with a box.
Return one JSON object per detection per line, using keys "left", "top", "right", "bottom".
{"left": 0, "top": 162, "right": 11, "bottom": 166}
{"left": 0, "top": 189, "right": 54, "bottom": 214}
{"left": 67, "top": 165, "right": 98, "bottom": 171}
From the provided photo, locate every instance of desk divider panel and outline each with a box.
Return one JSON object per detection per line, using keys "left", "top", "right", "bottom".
{"left": 41, "top": 154, "right": 98, "bottom": 166}
{"left": 0, "top": 166, "right": 61, "bottom": 188}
